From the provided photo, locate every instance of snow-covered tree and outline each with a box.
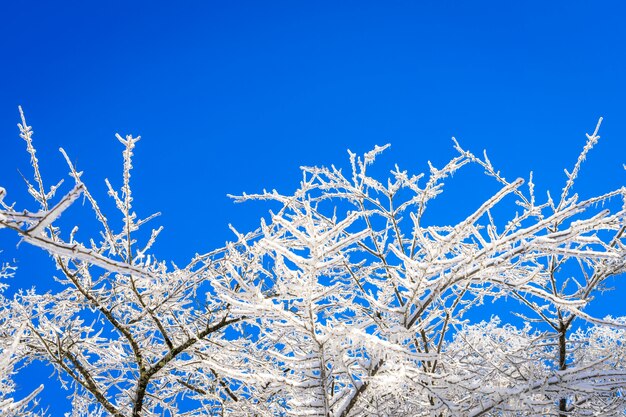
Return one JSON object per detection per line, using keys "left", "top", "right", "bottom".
{"left": 224, "top": 123, "right": 626, "bottom": 416}
{"left": 0, "top": 260, "right": 43, "bottom": 416}
{"left": 0, "top": 110, "right": 624, "bottom": 416}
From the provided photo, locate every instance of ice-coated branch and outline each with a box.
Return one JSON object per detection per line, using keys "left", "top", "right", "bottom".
{"left": 0, "top": 111, "right": 624, "bottom": 416}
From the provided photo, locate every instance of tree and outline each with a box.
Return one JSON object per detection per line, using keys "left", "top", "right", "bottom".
{"left": 0, "top": 110, "right": 624, "bottom": 416}
{"left": 0, "top": 260, "right": 43, "bottom": 416}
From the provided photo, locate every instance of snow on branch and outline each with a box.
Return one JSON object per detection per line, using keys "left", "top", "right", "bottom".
{"left": 0, "top": 112, "right": 624, "bottom": 416}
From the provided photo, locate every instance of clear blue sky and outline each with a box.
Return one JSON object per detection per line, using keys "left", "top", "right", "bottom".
{"left": 1, "top": 1, "right": 625, "bottom": 414}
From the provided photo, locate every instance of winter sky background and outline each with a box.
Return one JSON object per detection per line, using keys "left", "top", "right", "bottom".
{"left": 1, "top": 1, "right": 626, "bottom": 413}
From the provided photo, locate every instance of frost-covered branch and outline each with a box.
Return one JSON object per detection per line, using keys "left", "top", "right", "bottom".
{"left": 0, "top": 112, "right": 624, "bottom": 416}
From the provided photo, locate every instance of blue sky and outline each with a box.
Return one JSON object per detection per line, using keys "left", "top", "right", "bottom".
{"left": 1, "top": 1, "right": 625, "bottom": 414}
